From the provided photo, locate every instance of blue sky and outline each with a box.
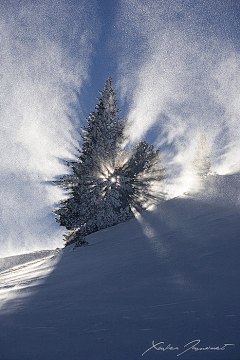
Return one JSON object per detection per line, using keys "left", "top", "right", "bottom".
{"left": 0, "top": 0, "right": 240, "bottom": 255}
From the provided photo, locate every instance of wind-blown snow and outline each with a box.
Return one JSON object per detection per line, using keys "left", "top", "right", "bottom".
{"left": 115, "top": 0, "right": 240, "bottom": 194}
{"left": 0, "top": 174, "right": 239, "bottom": 359}
{"left": 0, "top": 0, "right": 99, "bottom": 256}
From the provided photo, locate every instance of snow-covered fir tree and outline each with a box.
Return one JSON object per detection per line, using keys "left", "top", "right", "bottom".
{"left": 192, "top": 133, "right": 212, "bottom": 178}
{"left": 115, "top": 140, "right": 165, "bottom": 211}
{"left": 54, "top": 77, "right": 165, "bottom": 246}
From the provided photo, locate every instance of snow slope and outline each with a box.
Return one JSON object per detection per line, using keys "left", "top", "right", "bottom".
{"left": 0, "top": 175, "right": 239, "bottom": 360}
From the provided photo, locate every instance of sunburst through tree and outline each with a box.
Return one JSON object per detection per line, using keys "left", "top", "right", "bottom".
{"left": 53, "top": 77, "right": 165, "bottom": 247}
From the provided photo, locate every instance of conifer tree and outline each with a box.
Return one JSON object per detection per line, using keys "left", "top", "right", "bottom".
{"left": 53, "top": 77, "right": 165, "bottom": 246}
{"left": 116, "top": 141, "right": 165, "bottom": 211}
{"left": 192, "top": 133, "right": 212, "bottom": 178}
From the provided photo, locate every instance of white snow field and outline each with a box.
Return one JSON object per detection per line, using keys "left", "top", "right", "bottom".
{"left": 0, "top": 174, "right": 239, "bottom": 360}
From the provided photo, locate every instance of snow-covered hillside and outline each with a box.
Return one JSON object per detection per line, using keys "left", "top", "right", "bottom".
{"left": 0, "top": 175, "right": 239, "bottom": 360}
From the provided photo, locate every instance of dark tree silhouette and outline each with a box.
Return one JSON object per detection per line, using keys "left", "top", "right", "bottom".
{"left": 54, "top": 77, "right": 165, "bottom": 247}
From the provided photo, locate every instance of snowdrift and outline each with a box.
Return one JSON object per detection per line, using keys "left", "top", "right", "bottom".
{"left": 0, "top": 174, "right": 239, "bottom": 359}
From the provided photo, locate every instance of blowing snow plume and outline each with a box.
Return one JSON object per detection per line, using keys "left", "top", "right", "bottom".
{"left": 115, "top": 0, "right": 240, "bottom": 197}
{"left": 0, "top": 0, "right": 98, "bottom": 256}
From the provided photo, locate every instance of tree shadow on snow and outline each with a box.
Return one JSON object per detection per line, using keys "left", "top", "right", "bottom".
{"left": 0, "top": 196, "right": 239, "bottom": 360}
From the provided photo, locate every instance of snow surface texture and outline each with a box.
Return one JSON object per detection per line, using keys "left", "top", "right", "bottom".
{"left": 0, "top": 175, "right": 239, "bottom": 359}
